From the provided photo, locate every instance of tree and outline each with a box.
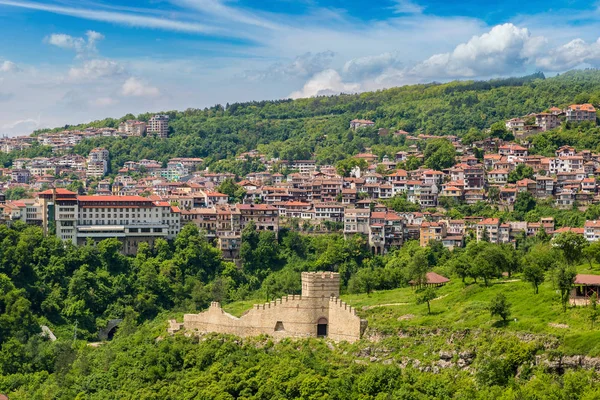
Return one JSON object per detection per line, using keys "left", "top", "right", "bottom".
{"left": 348, "top": 268, "right": 377, "bottom": 295}
{"left": 487, "top": 186, "right": 500, "bottom": 204}
{"left": 472, "top": 245, "right": 504, "bottom": 286}
{"left": 522, "top": 263, "right": 545, "bottom": 294}
{"left": 514, "top": 191, "right": 537, "bottom": 215}
{"left": 553, "top": 231, "right": 588, "bottom": 265}
{"left": 583, "top": 241, "right": 600, "bottom": 269}
{"left": 405, "top": 155, "right": 422, "bottom": 171}
{"left": 590, "top": 292, "right": 599, "bottom": 329}
{"left": 384, "top": 193, "right": 420, "bottom": 213}
{"left": 424, "top": 139, "right": 456, "bottom": 171}
{"left": 489, "top": 293, "right": 511, "bottom": 323}
{"left": 556, "top": 265, "right": 577, "bottom": 312}
{"left": 508, "top": 164, "right": 534, "bottom": 183}
{"left": 490, "top": 121, "right": 512, "bottom": 140}
{"left": 335, "top": 157, "right": 368, "bottom": 177}
{"left": 216, "top": 178, "right": 246, "bottom": 203}
{"left": 407, "top": 249, "right": 429, "bottom": 287}
{"left": 416, "top": 287, "right": 437, "bottom": 314}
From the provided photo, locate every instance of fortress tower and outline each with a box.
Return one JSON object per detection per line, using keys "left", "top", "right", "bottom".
{"left": 177, "top": 271, "right": 366, "bottom": 342}
{"left": 301, "top": 271, "right": 340, "bottom": 298}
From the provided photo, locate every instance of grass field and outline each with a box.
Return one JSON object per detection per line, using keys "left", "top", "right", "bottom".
{"left": 221, "top": 265, "right": 600, "bottom": 356}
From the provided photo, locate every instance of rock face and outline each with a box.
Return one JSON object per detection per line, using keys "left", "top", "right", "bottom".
{"left": 535, "top": 355, "right": 600, "bottom": 371}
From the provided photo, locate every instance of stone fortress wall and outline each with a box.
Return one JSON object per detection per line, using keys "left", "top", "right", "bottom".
{"left": 170, "top": 272, "right": 367, "bottom": 342}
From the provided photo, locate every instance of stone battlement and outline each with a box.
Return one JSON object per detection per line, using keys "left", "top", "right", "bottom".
{"left": 330, "top": 296, "right": 357, "bottom": 316}
{"left": 172, "top": 271, "right": 366, "bottom": 342}
{"left": 301, "top": 271, "right": 340, "bottom": 298}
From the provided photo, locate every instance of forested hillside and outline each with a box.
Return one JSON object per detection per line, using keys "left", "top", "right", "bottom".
{"left": 26, "top": 69, "right": 600, "bottom": 173}
{"left": 6, "top": 70, "right": 600, "bottom": 398}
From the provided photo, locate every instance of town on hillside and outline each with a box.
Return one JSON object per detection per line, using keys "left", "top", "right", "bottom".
{"left": 1, "top": 104, "right": 600, "bottom": 259}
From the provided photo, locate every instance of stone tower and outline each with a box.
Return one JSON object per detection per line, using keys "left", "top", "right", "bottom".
{"left": 301, "top": 271, "right": 340, "bottom": 298}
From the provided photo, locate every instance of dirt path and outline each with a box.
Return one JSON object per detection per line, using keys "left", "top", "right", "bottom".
{"left": 362, "top": 294, "right": 449, "bottom": 310}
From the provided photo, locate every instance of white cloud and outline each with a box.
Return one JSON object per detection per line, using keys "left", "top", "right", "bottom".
{"left": 391, "top": 0, "right": 424, "bottom": 14}
{"left": 121, "top": 77, "right": 160, "bottom": 97}
{"left": 244, "top": 51, "right": 336, "bottom": 81}
{"left": 46, "top": 30, "right": 105, "bottom": 57}
{"left": 68, "top": 59, "right": 126, "bottom": 82}
{"left": 47, "top": 33, "right": 86, "bottom": 51}
{"left": 172, "top": 0, "right": 282, "bottom": 30}
{"left": 410, "top": 23, "right": 545, "bottom": 78}
{"left": 343, "top": 52, "right": 403, "bottom": 80}
{"left": 535, "top": 38, "right": 600, "bottom": 71}
{"left": 289, "top": 69, "right": 359, "bottom": 99}
{"left": 0, "top": 0, "right": 221, "bottom": 35}
{"left": 0, "top": 60, "right": 19, "bottom": 72}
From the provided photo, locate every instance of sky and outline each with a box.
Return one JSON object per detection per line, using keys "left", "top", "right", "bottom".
{"left": 1, "top": 0, "right": 600, "bottom": 135}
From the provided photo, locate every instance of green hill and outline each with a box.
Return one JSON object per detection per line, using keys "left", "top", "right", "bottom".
{"left": 24, "top": 69, "right": 600, "bottom": 173}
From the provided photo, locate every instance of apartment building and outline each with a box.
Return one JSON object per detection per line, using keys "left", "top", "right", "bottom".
{"left": 118, "top": 120, "right": 147, "bottom": 136}
{"left": 566, "top": 104, "right": 597, "bottom": 124}
{"left": 87, "top": 148, "right": 109, "bottom": 178}
{"left": 148, "top": 115, "right": 170, "bottom": 138}
{"left": 584, "top": 220, "right": 600, "bottom": 242}
{"left": 237, "top": 203, "right": 279, "bottom": 232}
{"left": 535, "top": 113, "right": 560, "bottom": 131}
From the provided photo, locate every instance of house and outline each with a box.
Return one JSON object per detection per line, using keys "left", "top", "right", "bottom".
{"left": 585, "top": 220, "right": 600, "bottom": 242}
{"left": 350, "top": 119, "right": 375, "bottom": 130}
{"left": 420, "top": 221, "right": 446, "bottom": 247}
{"left": 505, "top": 118, "right": 525, "bottom": 134}
{"left": 535, "top": 113, "right": 560, "bottom": 131}
{"left": 566, "top": 104, "right": 596, "bottom": 124}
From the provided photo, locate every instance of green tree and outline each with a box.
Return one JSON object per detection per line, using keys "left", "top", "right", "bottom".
{"left": 490, "top": 121, "right": 512, "bottom": 140}
{"left": 416, "top": 286, "right": 437, "bottom": 314}
{"left": 508, "top": 164, "right": 534, "bottom": 183}
{"left": 590, "top": 292, "right": 599, "bottom": 329}
{"left": 522, "top": 263, "right": 545, "bottom": 294}
{"left": 553, "top": 231, "right": 588, "bottom": 265}
{"left": 216, "top": 178, "right": 246, "bottom": 203}
{"left": 407, "top": 249, "right": 429, "bottom": 287}
{"left": 424, "top": 139, "right": 456, "bottom": 171}
{"left": 556, "top": 265, "right": 577, "bottom": 312}
{"left": 489, "top": 293, "right": 511, "bottom": 323}
{"left": 514, "top": 191, "right": 537, "bottom": 215}
{"left": 335, "top": 157, "right": 368, "bottom": 177}
{"left": 583, "top": 241, "right": 600, "bottom": 269}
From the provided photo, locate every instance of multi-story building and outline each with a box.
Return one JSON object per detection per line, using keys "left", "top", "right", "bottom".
{"left": 566, "top": 104, "right": 597, "bottom": 124}
{"left": 75, "top": 195, "right": 180, "bottom": 254}
{"left": 87, "top": 148, "right": 109, "bottom": 178}
{"left": 535, "top": 113, "right": 560, "bottom": 131}
{"left": 505, "top": 118, "right": 525, "bottom": 135}
{"left": 420, "top": 221, "right": 446, "bottom": 247}
{"left": 584, "top": 220, "right": 600, "bottom": 242}
{"left": 118, "top": 120, "right": 147, "bottom": 136}
{"left": 11, "top": 169, "right": 30, "bottom": 183}
{"left": 148, "top": 115, "right": 170, "bottom": 138}
{"left": 237, "top": 203, "right": 279, "bottom": 232}
{"left": 37, "top": 190, "right": 181, "bottom": 254}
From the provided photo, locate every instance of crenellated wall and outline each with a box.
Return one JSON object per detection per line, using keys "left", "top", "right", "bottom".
{"left": 176, "top": 272, "right": 367, "bottom": 342}
{"left": 328, "top": 297, "right": 367, "bottom": 342}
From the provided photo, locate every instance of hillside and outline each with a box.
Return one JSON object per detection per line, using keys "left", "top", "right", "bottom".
{"left": 23, "top": 69, "right": 600, "bottom": 173}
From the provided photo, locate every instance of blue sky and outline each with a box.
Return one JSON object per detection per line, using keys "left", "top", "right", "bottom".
{"left": 0, "top": 0, "right": 599, "bottom": 135}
